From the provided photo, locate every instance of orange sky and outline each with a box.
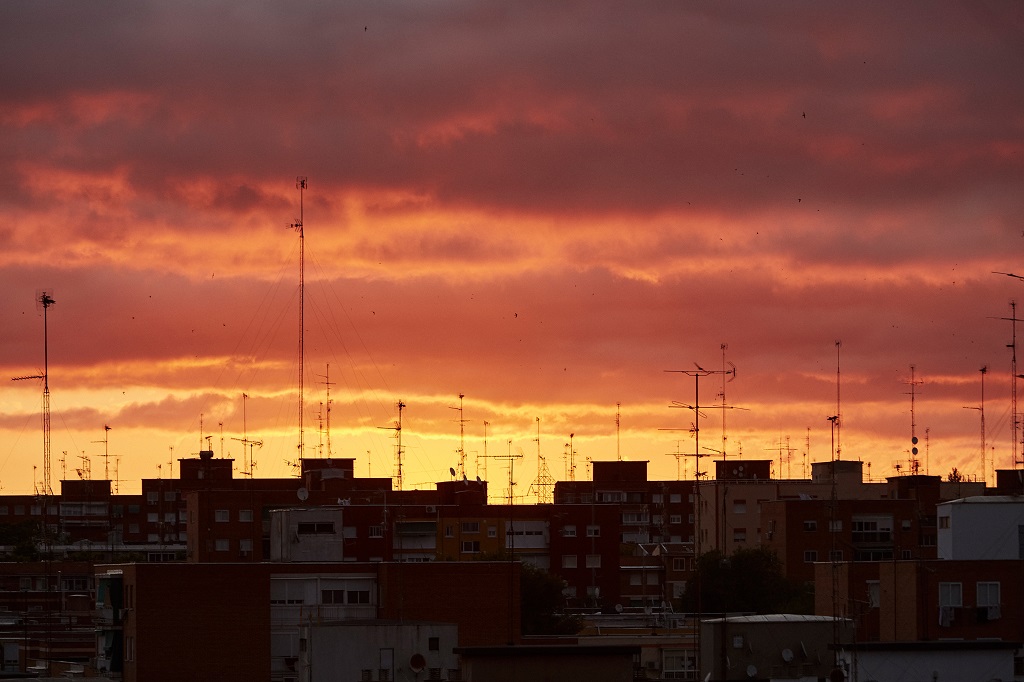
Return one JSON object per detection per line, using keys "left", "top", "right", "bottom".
{"left": 2, "top": 2, "right": 1024, "bottom": 497}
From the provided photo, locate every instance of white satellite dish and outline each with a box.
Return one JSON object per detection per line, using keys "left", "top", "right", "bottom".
{"left": 746, "top": 664, "right": 758, "bottom": 678}
{"left": 297, "top": 487, "right": 309, "bottom": 501}
{"left": 782, "top": 648, "right": 794, "bottom": 662}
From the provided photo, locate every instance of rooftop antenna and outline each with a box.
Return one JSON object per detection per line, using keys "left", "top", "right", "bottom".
{"left": 719, "top": 343, "right": 729, "bottom": 458}
{"left": 664, "top": 440, "right": 686, "bottom": 480}
{"left": 481, "top": 420, "right": 489, "bottom": 484}
{"left": 11, "top": 291, "right": 56, "bottom": 495}
{"left": 289, "top": 176, "right": 308, "bottom": 461}
{"left": 904, "top": 365, "right": 923, "bottom": 474}
{"left": 91, "top": 425, "right": 112, "bottom": 481}
{"left": 529, "top": 417, "right": 555, "bottom": 504}
{"left": 963, "top": 366, "right": 987, "bottom": 482}
{"left": 565, "top": 433, "right": 576, "bottom": 482}
{"left": 615, "top": 402, "right": 621, "bottom": 461}
{"left": 835, "top": 341, "right": 843, "bottom": 460}
{"left": 231, "top": 393, "right": 262, "bottom": 477}
{"left": 992, "top": 276, "right": 1024, "bottom": 467}
{"left": 318, "top": 364, "right": 334, "bottom": 458}
{"left": 449, "top": 393, "right": 469, "bottom": 479}
{"left": 378, "top": 400, "right": 405, "bottom": 490}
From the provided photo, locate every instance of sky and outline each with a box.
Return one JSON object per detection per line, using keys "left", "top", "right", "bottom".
{"left": 2, "top": 1, "right": 1023, "bottom": 499}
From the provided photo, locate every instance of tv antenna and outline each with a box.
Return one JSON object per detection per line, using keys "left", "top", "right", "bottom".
{"left": 615, "top": 402, "right": 621, "bottom": 461}
{"left": 481, "top": 439, "right": 523, "bottom": 505}
{"left": 963, "top": 366, "right": 987, "bottom": 482}
{"left": 528, "top": 417, "right": 555, "bottom": 504}
{"left": 317, "top": 365, "right": 334, "bottom": 458}
{"left": 904, "top": 365, "right": 924, "bottom": 474}
{"left": 231, "top": 393, "right": 262, "bottom": 477}
{"left": 993, "top": 300, "right": 1024, "bottom": 469}
{"left": 449, "top": 393, "right": 469, "bottom": 479}
{"left": 11, "top": 291, "right": 56, "bottom": 495}
{"left": 834, "top": 341, "right": 843, "bottom": 460}
{"left": 288, "top": 176, "right": 308, "bottom": 461}
{"left": 378, "top": 400, "right": 405, "bottom": 490}
{"left": 90, "top": 425, "right": 112, "bottom": 482}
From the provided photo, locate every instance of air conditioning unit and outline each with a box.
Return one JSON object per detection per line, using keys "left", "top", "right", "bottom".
{"left": 425, "top": 506, "right": 437, "bottom": 514}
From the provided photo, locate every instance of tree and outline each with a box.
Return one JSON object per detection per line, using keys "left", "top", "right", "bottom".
{"left": 681, "top": 547, "right": 812, "bottom": 615}
{"left": 519, "top": 563, "right": 582, "bottom": 635}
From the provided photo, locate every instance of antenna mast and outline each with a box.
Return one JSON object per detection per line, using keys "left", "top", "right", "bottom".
{"left": 378, "top": 401, "right": 405, "bottom": 490}
{"left": 615, "top": 403, "right": 621, "bottom": 461}
{"left": 319, "top": 365, "right": 334, "bottom": 458}
{"left": 529, "top": 417, "right": 555, "bottom": 504}
{"left": 91, "top": 425, "right": 112, "bottom": 482}
{"left": 905, "top": 365, "right": 923, "bottom": 474}
{"left": 290, "top": 176, "right": 308, "bottom": 461}
{"left": 12, "top": 291, "right": 56, "bottom": 495}
{"left": 449, "top": 393, "right": 468, "bottom": 478}
{"left": 835, "top": 341, "right": 842, "bottom": 461}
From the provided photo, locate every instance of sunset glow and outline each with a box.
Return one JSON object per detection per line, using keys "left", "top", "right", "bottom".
{"left": 2, "top": 2, "right": 1022, "bottom": 497}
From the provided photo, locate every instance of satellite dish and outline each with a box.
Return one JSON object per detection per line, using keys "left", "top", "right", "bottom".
{"left": 409, "top": 653, "right": 426, "bottom": 673}
{"left": 476, "top": 476, "right": 481, "bottom": 483}
{"left": 746, "top": 664, "right": 758, "bottom": 678}
{"left": 615, "top": 603, "right": 623, "bottom": 613}
{"left": 297, "top": 487, "right": 309, "bottom": 501}
{"left": 782, "top": 648, "right": 794, "bottom": 662}
{"left": 449, "top": 467, "right": 456, "bottom": 477}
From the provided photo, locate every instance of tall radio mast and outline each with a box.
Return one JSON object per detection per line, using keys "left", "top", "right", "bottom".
{"left": 12, "top": 291, "right": 56, "bottom": 495}
{"left": 289, "top": 177, "right": 308, "bottom": 461}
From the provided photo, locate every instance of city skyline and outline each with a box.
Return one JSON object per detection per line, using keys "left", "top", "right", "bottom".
{"left": 2, "top": 2, "right": 1023, "bottom": 495}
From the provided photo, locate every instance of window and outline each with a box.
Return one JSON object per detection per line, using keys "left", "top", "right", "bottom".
{"left": 239, "top": 509, "right": 254, "bottom": 522}
{"left": 803, "top": 520, "right": 817, "bottom": 532}
{"left": 901, "top": 519, "right": 912, "bottom": 531}
{"left": 369, "top": 525, "right": 384, "bottom": 538}
{"left": 322, "top": 589, "right": 346, "bottom": 604}
{"left": 733, "top": 499, "right": 747, "bottom": 514}
{"left": 939, "top": 582, "right": 962, "bottom": 607}
{"left": 672, "top": 558, "right": 688, "bottom": 571}
{"left": 461, "top": 541, "right": 480, "bottom": 554}
{"left": 215, "top": 539, "right": 229, "bottom": 552}
{"left": 803, "top": 550, "right": 818, "bottom": 563}
{"left": 239, "top": 539, "right": 253, "bottom": 553}
{"left": 214, "top": 509, "right": 229, "bottom": 522}
{"left": 585, "top": 554, "right": 601, "bottom": 568}
{"left": 733, "top": 528, "right": 747, "bottom": 543}
{"left": 977, "top": 582, "right": 1000, "bottom": 607}
{"left": 669, "top": 514, "right": 682, "bottom": 524}
{"left": 461, "top": 521, "right": 479, "bottom": 534}
{"left": 867, "top": 581, "right": 880, "bottom": 608}
{"left": 297, "top": 522, "right": 335, "bottom": 535}
{"left": 562, "top": 525, "right": 577, "bottom": 537}
{"left": 939, "top": 516, "right": 950, "bottom": 529}
{"left": 164, "top": 512, "right": 175, "bottom": 523}
{"left": 347, "top": 589, "right": 371, "bottom": 604}
{"left": 663, "top": 650, "right": 695, "bottom": 680}
{"left": 901, "top": 549, "right": 912, "bottom": 559}
{"left": 670, "top": 494, "right": 682, "bottom": 504}
{"left": 147, "top": 512, "right": 158, "bottom": 523}
{"left": 586, "top": 525, "right": 601, "bottom": 537}
{"left": 829, "top": 520, "right": 842, "bottom": 532}
{"left": 562, "top": 555, "right": 578, "bottom": 569}
{"left": 487, "top": 526, "right": 497, "bottom": 538}
{"left": 146, "top": 492, "right": 158, "bottom": 504}
{"left": 621, "top": 512, "right": 648, "bottom": 524}
{"left": 652, "top": 494, "right": 663, "bottom": 504}
{"left": 164, "top": 491, "right": 176, "bottom": 502}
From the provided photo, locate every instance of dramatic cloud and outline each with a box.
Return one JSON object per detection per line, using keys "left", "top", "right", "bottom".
{"left": 1, "top": 1, "right": 1022, "bottom": 494}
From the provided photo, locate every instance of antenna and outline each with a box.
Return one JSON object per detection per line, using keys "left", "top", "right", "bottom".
{"left": 231, "top": 393, "right": 263, "bottom": 478}
{"left": 615, "top": 403, "right": 621, "bottom": 461}
{"left": 719, "top": 343, "right": 729, "bottom": 458}
{"left": 994, "top": 301, "right": 1024, "bottom": 469}
{"left": 480, "top": 439, "right": 523, "bottom": 505}
{"left": 90, "top": 425, "right": 112, "bottom": 482}
{"left": 11, "top": 290, "right": 56, "bottom": 495}
{"left": 289, "top": 176, "right": 308, "bottom": 461}
{"left": 318, "top": 365, "right": 334, "bottom": 458}
{"left": 904, "top": 365, "right": 924, "bottom": 474}
{"left": 378, "top": 401, "right": 405, "bottom": 490}
{"left": 449, "top": 393, "right": 469, "bottom": 479}
{"left": 834, "top": 341, "right": 842, "bottom": 460}
{"left": 963, "top": 366, "right": 987, "bottom": 482}
{"left": 528, "top": 417, "right": 555, "bottom": 504}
